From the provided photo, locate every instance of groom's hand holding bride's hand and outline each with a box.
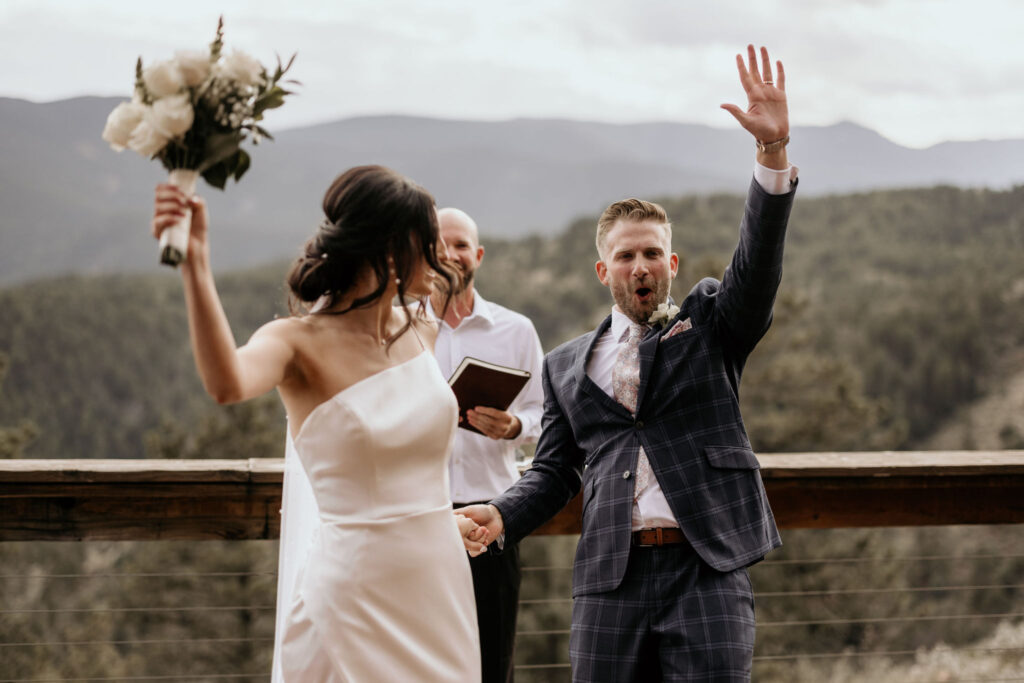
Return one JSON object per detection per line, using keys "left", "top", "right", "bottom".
{"left": 455, "top": 513, "right": 490, "bottom": 557}
{"left": 454, "top": 504, "right": 505, "bottom": 556}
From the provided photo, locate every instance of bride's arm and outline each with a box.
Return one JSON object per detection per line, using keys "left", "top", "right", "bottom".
{"left": 153, "top": 184, "right": 295, "bottom": 404}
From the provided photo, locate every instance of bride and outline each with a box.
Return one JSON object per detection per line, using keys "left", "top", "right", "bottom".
{"left": 151, "top": 165, "right": 486, "bottom": 681}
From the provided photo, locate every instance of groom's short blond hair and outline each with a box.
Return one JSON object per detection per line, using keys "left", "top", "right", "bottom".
{"left": 595, "top": 199, "right": 672, "bottom": 259}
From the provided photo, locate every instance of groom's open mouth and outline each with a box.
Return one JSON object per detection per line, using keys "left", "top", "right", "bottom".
{"left": 634, "top": 286, "right": 654, "bottom": 303}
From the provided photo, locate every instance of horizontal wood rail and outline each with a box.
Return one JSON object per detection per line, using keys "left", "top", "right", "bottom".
{"left": 1, "top": 451, "right": 1023, "bottom": 541}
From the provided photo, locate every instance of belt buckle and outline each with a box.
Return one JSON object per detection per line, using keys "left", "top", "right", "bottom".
{"left": 633, "top": 528, "right": 664, "bottom": 547}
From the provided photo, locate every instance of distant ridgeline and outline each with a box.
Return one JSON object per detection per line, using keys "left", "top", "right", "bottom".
{"left": 1, "top": 184, "right": 1023, "bottom": 459}
{"left": 3, "top": 95, "right": 1024, "bottom": 286}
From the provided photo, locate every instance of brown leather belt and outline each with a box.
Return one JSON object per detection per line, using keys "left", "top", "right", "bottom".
{"left": 631, "top": 527, "right": 688, "bottom": 547}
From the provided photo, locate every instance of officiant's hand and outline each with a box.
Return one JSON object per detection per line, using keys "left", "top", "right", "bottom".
{"left": 720, "top": 45, "right": 789, "bottom": 169}
{"left": 466, "top": 407, "right": 521, "bottom": 440}
{"left": 152, "top": 184, "right": 210, "bottom": 265}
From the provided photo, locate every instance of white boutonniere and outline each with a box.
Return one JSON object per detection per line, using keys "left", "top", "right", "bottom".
{"left": 648, "top": 302, "right": 680, "bottom": 328}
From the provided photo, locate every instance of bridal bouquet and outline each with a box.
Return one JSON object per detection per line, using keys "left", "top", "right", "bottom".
{"left": 102, "top": 17, "right": 296, "bottom": 266}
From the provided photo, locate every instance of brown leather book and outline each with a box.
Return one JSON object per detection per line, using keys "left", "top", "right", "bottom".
{"left": 447, "top": 357, "right": 531, "bottom": 435}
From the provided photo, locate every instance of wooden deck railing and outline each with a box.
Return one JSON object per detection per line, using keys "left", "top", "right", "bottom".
{"left": 2, "top": 451, "right": 1023, "bottom": 541}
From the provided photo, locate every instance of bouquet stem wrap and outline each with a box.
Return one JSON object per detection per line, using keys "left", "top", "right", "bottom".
{"left": 160, "top": 169, "right": 200, "bottom": 267}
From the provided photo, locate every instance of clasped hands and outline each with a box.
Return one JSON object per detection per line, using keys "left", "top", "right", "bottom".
{"left": 454, "top": 504, "right": 505, "bottom": 557}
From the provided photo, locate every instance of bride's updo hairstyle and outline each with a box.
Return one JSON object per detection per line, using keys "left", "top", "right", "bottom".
{"left": 286, "top": 165, "right": 455, "bottom": 343}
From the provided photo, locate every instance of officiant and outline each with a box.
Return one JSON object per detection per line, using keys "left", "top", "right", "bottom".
{"left": 427, "top": 207, "right": 544, "bottom": 683}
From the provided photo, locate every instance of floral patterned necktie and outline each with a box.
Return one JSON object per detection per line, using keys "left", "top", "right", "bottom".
{"left": 612, "top": 322, "right": 653, "bottom": 496}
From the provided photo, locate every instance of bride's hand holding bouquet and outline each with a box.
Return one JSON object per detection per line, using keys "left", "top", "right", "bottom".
{"left": 151, "top": 185, "right": 208, "bottom": 270}
{"left": 102, "top": 16, "right": 296, "bottom": 266}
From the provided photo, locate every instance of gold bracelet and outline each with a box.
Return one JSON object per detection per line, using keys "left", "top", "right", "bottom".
{"left": 755, "top": 135, "right": 790, "bottom": 153}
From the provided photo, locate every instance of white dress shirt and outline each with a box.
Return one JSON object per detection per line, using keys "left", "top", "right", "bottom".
{"left": 587, "top": 163, "right": 798, "bottom": 530}
{"left": 428, "top": 291, "right": 545, "bottom": 503}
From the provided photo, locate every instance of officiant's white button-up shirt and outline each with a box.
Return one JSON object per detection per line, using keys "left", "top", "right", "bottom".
{"left": 427, "top": 292, "right": 545, "bottom": 504}
{"left": 588, "top": 163, "right": 799, "bottom": 530}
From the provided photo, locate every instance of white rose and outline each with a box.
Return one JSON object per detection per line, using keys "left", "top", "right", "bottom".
{"left": 648, "top": 302, "right": 681, "bottom": 327}
{"left": 174, "top": 50, "right": 212, "bottom": 88}
{"left": 101, "top": 101, "right": 146, "bottom": 151}
{"left": 219, "top": 50, "right": 264, "bottom": 87}
{"left": 150, "top": 94, "right": 194, "bottom": 138}
{"left": 127, "top": 113, "right": 171, "bottom": 158}
{"left": 143, "top": 59, "right": 185, "bottom": 98}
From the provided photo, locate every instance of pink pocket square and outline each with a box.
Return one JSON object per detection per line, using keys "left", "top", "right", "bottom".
{"left": 661, "top": 318, "right": 692, "bottom": 341}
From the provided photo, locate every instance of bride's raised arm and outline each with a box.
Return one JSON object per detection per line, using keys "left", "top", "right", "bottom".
{"left": 152, "top": 184, "right": 295, "bottom": 404}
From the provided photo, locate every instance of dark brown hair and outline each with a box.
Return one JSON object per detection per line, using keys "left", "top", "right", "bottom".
{"left": 286, "top": 165, "right": 454, "bottom": 346}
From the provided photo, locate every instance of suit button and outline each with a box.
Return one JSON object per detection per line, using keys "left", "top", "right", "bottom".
{"left": 622, "top": 470, "right": 631, "bottom": 479}
{"left": 635, "top": 420, "right": 644, "bottom": 429}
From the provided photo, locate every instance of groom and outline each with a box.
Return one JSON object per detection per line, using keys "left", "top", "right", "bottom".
{"left": 459, "top": 45, "right": 797, "bottom": 681}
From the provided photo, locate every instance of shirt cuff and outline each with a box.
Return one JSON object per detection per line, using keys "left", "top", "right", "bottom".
{"left": 508, "top": 411, "right": 541, "bottom": 448}
{"left": 753, "top": 161, "right": 799, "bottom": 195}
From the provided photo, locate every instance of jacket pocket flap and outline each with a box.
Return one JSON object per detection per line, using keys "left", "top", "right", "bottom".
{"left": 703, "top": 445, "right": 760, "bottom": 470}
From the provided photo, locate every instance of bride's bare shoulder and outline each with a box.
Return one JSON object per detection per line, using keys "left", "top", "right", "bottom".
{"left": 251, "top": 314, "right": 323, "bottom": 344}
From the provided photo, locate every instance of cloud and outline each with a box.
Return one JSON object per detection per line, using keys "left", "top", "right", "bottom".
{"left": 0, "top": 0, "right": 1021, "bottom": 147}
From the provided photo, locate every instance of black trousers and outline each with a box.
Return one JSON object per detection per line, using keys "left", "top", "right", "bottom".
{"left": 459, "top": 504, "right": 522, "bottom": 683}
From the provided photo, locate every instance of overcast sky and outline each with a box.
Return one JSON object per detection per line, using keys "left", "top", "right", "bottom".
{"left": 1, "top": 0, "right": 1019, "bottom": 148}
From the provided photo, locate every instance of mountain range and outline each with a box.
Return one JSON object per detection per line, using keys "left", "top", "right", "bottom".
{"left": 1, "top": 95, "right": 1021, "bottom": 285}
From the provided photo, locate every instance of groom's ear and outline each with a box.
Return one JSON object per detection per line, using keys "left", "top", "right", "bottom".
{"left": 595, "top": 259, "right": 609, "bottom": 286}
{"left": 670, "top": 252, "right": 679, "bottom": 278}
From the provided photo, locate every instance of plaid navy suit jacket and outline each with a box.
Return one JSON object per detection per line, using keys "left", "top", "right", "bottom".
{"left": 492, "top": 178, "right": 795, "bottom": 597}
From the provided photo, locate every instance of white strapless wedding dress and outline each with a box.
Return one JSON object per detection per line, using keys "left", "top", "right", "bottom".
{"left": 273, "top": 351, "right": 480, "bottom": 682}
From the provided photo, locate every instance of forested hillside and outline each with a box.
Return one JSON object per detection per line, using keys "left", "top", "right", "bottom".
{"left": 2, "top": 184, "right": 1022, "bottom": 459}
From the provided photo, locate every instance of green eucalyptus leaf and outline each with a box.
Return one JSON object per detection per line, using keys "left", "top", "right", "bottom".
{"left": 202, "top": 161, "right": 229, "bottom": 190}
{"left": 197, "top": 132, "right": 243, "bottom": 173}
{"left": 253, "top": 89, "right": 287, "bottom": 117}
{"left": 234, "top": 149, "right": 251, "bottom": 181}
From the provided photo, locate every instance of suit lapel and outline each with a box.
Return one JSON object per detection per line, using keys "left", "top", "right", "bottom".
{"left": 635, "top": 324, "right": 661, "bottom": 414}
{"left": 572, "top": 315, "right": 609, "bottom": 387}
{"left": 635, "top": 297, "right": 682, "bottom": 414}
{"left": 573, "top": 316, "right": 632, "bottom": 417}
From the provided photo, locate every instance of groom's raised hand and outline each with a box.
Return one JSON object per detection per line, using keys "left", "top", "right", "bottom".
{"left": 720, "top": 45, "right": 789, "bottom": 170}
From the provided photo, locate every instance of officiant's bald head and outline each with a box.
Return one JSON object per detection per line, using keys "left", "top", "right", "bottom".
{"left": 438, "top": 208, "right": 484, "bottom": 294}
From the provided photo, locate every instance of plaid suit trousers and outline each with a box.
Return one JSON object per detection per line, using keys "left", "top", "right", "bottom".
{"left": 570, "top": 544, "right": 755, "bottom": 682}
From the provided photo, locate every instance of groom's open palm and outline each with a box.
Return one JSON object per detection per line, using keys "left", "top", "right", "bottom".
{"left": 720, "top": 44, "right": 789, "bottom": 145}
